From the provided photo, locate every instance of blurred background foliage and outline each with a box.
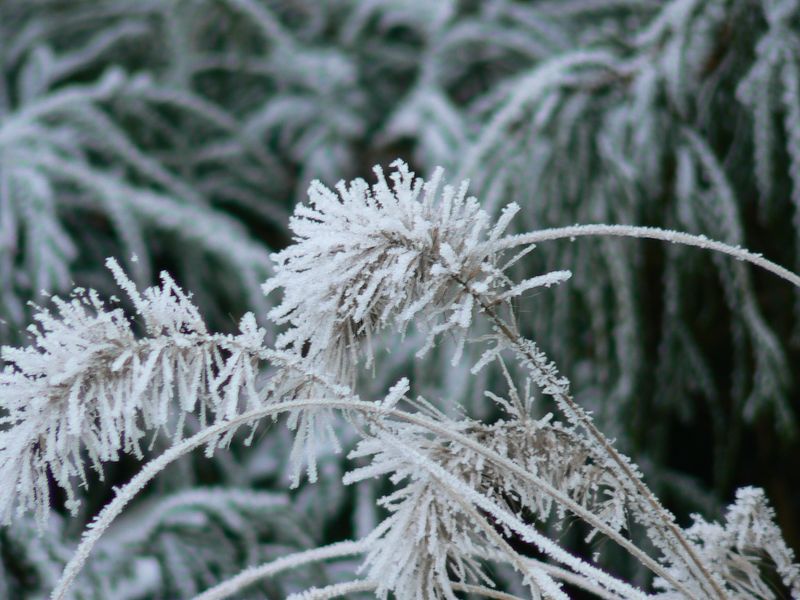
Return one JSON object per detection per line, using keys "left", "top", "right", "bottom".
{"left": 0, "top": 0, "right": 798, "bottom": 597}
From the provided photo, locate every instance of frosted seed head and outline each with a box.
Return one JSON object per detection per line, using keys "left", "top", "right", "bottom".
{"left": 264, "top": 160, "right": 569, "bottom": 384}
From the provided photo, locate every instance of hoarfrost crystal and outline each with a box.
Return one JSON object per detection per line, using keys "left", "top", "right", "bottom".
{"left": 0, "top": 259, "right": 267, "bottom": 527}
{"left": 264, "top": 159, "right": 570, "bottom": 384}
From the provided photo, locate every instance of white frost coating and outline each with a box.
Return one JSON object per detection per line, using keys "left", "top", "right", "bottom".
{"left": 368, "top": 432, "right": 650, "bottom": 600}
{"left": 0, "top": 259, "right": 267, "bottom": 528}
{"left": 498, "top": 224, "right": 800, "bottom": 290}
{"left": 286, "top": 579, "right": 376, "bottom": 600}
{"left": 50, "top": 398, "right": 378, "bottom": 600}
{"left": 17, "top": 157, "right": 799, "bottom": 600}
{"left": 192, "top": 540, "right": 370, "bottom": 600}
{"left": 263, "top": 160, "right": 569, "bottom": 385}
{"left": 495, "top": 269, "right": 572, "bottom": 302}
{"left": 675, "top": 487, "right": 800, "bottom": 598}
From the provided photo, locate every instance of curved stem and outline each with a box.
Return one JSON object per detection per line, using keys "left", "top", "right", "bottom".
{"left": 287, "top": 579, "right": 375, "bottom": 600}
{"left": 399, "top": 410, "right": 689, "bottom": 596}
{"left": 468, "top": 288, "right": 720, "bottom": 599}
{"left": 191, "top": 539, "right": 369, "bottom": 600}
{"left": 51, "top": 398, "right": 369, "bottom": 600}
{"left": 54, "top": 396, "right": 686, "bottom": 599}
{"left": 450, "top": 583, "right": 528, "bottom": 600}
{"left": 495, "top": 224, "right": 800, "bottom": 289}
{"left": 491, "top": 226, "right": 756, "bottom": 598}
{"left": 379, "top": 432, "right": 651, "bottom": 600}
{"left": 446, "top": 487, "right": 570, "bottom": 600}
{"left": 484, "top": 548, "right": 638, "bottom": 599}
{"left": 521, "top": 558, "right": 639, "bottom": 600}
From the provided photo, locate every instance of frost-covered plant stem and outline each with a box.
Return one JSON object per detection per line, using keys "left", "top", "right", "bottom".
{"left": 287, "top": 580, "right": 376, "bottom": 600}
{"left": 519, "top": 558, "right": 637, "bottom": 600}
{"left": 191, "top": 539, "right": 370, "bottom": 600}
{"left": 54, "top": 393, "right": 675, "bottom": 600}
{"left": 457, "top": 277, "right": 725, "bottom": 600}
{"left": 377, "top": 433, "right": 574, "bottom": 599}
{"left": 373, "top": 428, "right": 653, "bottom": 600}
{"left": 32, "top": 161, "right": 800, "bottom": 599}
{"left": 498, "top": 224, "right": 800, "bottom": 289}
{"left": 368, "top": 413, "right": 686, "bottom": 594}
{"left": 50, "top": 398, "right": 367, "bottom": 600}
{"left": 449, "top": 584, "right": 525, "bottom": 600}
{"left": 442, "top": 477, "right": 571, "bottom": 599}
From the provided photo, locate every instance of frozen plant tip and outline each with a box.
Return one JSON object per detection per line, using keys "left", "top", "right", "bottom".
{"left": 263, "top": 160, "right": 570, "bottom": 384}
{"left": 674, "top": 487, "right": 800, "bottom": 599}
{"left": 0, "top": 259, "right": 267, "bottom": 528}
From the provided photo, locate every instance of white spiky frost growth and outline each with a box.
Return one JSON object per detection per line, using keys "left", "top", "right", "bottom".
{"left": 677, "top": 487, "right": 800, "bottom": 599}
{"left": 344, "top": 396, "right": 629, "bottom": 600}
{"left": 2, "top": 159, "right": 799, "bottom": 600}
{"left": 264, "top": 159, "right": 570, "bottom": 383}
{"left": 0, "top": 258, "right": 267, "bottom": 527}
